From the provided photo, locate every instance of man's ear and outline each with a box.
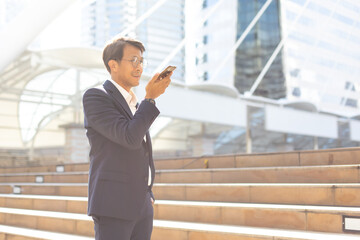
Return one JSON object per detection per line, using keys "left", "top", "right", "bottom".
{"left": 108, "top": 60, "right": 118, "bottom": 73}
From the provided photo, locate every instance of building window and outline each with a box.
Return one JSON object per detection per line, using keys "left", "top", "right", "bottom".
{"left": 196, "top": 53, "right": 208, "bottom": 65}
{"left": 198, "top": 72, "right": 208, "bottom": 81}
{"left": 345, "top": 81, "right": 355, "bottom": 91}
{"left": 290, "top": 69, "right": 300, "bottom": 78}
{"left": 292, "top": 87, "right": 301, "bottom": 97}
{"left": 203, "top": 71, "right": 208, "bottom": 81}
{"left": 203, "top": 35, "right": 208, "bottom": 45}
{"left": 343, "top": 82, "right": 357, "bottom": 108}
{"left": 203, "top": 53, "right": 208, "bottom": 63}
{"left": 202, "top": 0, "right": 207, "bottom": 9}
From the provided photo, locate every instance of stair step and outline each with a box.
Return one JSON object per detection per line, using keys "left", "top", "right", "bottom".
{"left": 0, "top": 225, "right": 93, "bottom": 240}
{"left": 1, "top": 164, "right": 359, "bottom": 184}
{"left": 156, "top": 164, "right": 360, "bottom": 183}
{"left": 154, "top": 183, "right": 360, "bottom": 207}
{"left": 154, "top": 200, "right": 360, "bottom": 233}
{"left": 1, "top": 183, "right": 360, "bottom": 207}
{"left": 156, "top": 148, "right": 360, "bottom": 170}
{"left": 0, "top": 207, "right": 93, "bottom": 236}
{"left": 0, "top": 194, "right": 87, "bottom": 214}
{"left": 0, "top": 163, "right": 89, "bottom": 174}
{"left": 153, "top": 220, "right": 360, "bottom": 240}
{"left": 0, "top": 208, "right": 359, "bottom": 240}
{"left": 0, "top": 148, "right": 359, "bottom": 174}
{"left": 0, "top": 171, "right": 88, "bottom": 183}
{"left": 0, "top": 183, "right": 88, "bottom": 196}
{"left": 1, "top": 194, "right": 360, "bottom": 234}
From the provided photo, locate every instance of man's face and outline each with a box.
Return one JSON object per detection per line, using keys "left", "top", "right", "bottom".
{"left": 110, "top": 44, "right": 143, "bottom": 92}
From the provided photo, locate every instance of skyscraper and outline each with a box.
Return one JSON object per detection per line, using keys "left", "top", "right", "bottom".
{"left": 192, "top": 0, "right": 360, "bottom": 116}
{"left": 281, "top": 0, "right": 360, "bottom": 116}
{"left": 236, "top": 0, "right": 285, "bottom": 99}
{"left": 186, "top": 0, "right": 238, "bottom": 86}
{"left": 81, "top": 0, "right": 185, "bottom": 80}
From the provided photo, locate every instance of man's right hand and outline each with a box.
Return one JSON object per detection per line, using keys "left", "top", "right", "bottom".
{"left": 145, "top": 72, "right": 172, "bottom": 99}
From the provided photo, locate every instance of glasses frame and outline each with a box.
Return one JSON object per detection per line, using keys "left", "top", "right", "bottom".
{"left": 118, "top": 56, "right": 147, "bottom": 68}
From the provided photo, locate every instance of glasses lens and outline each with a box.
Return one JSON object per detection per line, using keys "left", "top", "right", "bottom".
{"left": 131, "top": 57, "right": 139, "bottom": 68}
{"left": 132, "top": 57, "right": 147, "bottom": 68}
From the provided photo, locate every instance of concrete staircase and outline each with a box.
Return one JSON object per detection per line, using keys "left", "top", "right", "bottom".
{"left": 0, "top": 148, "right": 359, "bottom": 239}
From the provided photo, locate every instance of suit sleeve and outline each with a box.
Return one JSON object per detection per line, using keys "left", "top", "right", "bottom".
{"left": 83, "top": 88, "right": 160, "bottom": 150}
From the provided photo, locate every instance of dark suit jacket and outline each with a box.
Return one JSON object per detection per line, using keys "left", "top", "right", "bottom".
{"left": 83, "top": 80, "right": 159, "bottom": 220}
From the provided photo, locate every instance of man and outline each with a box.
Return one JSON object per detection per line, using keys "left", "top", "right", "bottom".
{"left": 83, "top": 37, "right": 171, "bottom": 240}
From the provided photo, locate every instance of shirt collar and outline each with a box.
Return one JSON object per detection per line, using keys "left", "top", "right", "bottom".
{"left": 109, "top": 79, "right": 138, "bottom": 107}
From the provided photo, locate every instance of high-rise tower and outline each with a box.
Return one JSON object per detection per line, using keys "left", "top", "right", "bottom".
{"left": 82, "top": 0, "right": 185, "bottom": 80}
{"left": 191, "top": 0, "right": 360, "bottom": 116}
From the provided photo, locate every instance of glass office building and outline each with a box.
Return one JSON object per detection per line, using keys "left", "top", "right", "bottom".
{"left": 191, "top": 0, "right": 360, "bottom": 154}
{"left": 81, "top": 0, "right": 137, "bottom": 47}
{"left": 81, "top": 0, "right": 185, "bottom": 80}
{"left": 235, "top": 0, "right": 286, "bottom": 99}
{"left": 281, "top": 0, "right": 360, "bottom": 116}
{"left": 196, "top": 0, "right": 360, "bottom": 116}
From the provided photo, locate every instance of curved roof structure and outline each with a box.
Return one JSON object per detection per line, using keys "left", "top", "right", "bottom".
{"left": 0, "top": 48, "right": 106, "bottom": 148}
{"left": 0, "top": 47, "right": 246, "bottom": 149}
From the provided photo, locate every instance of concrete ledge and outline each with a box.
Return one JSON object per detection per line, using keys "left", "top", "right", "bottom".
{"left": 0, "top": 225, "right": 93, "bottom": 240}
{"left": 156, "top": 165, "right": 360, "bottom": 183}
{"left": 0, "top": 171, "right": 88, "bottom": 184}
{"left": 0, "top": 209, "right": 360, "bottom": 240}
{"left": 0, "top": 183, "right": 88, "bottom": 197}
{"left": 155, "top": 147, "right": 360, "bottom": 169}
{"left": 153, "top": 183, "right": 360, "bottom": 207}
{"left": 1, "top": 194, "right": 360, "bottom": 233}
{"left": 153, "top": 220, "right": 360, "bottom": 240}
{"left": 1, "top": 183, "right": 360, "bottom": 206}
{"left": 0, "top": 147, "right": 359, "bottom": 173}
{"left": 154, "top": 201, "right": 360, "bottom": 233}
{"left": 1, "top": 164, "right": 360, "bottom": 184}
{"left": 0, "top": 194, "right": 87, "bottom": 214}
{"left": 0, "top": 207, "right": 93, "bottom": 236}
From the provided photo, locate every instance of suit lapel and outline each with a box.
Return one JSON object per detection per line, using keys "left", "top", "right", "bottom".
{"left": 103, "top": 80, "right": 133, "bottom": 119}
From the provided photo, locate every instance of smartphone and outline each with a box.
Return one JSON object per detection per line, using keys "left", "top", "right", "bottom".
{"left": 157, "top": 66, "right": 176, "bottom": 80}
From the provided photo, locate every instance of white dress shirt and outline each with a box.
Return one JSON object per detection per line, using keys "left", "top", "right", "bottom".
{"left": 109, "top": 79, "right": 152, "bottom": 186}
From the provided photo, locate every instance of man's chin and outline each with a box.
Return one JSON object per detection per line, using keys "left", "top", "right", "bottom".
{"left": 134, "top": 76, "right": 141, "bottom": 82}
{"left": 133, "top": 78, "right": 140, "bottom": 86}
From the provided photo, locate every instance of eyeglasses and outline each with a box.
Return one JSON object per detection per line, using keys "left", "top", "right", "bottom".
{"left": 120, "top": 56, "right": 147, "bottom": 68}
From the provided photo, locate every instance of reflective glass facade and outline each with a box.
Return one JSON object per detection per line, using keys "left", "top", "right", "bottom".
{"left": 81, "top": 0, "right": 185, "bottom": 80}
{"left": 235, "top": 0, "right": 286, "bottom": 99}
{"left": 137, "top": 0, "right": 185, "bottom": 80}
{"left": 282, "top": 0, "right": 360, "bottom": 116}
{"left": 82, "top": 0, "right": 136, "bottom": 48}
